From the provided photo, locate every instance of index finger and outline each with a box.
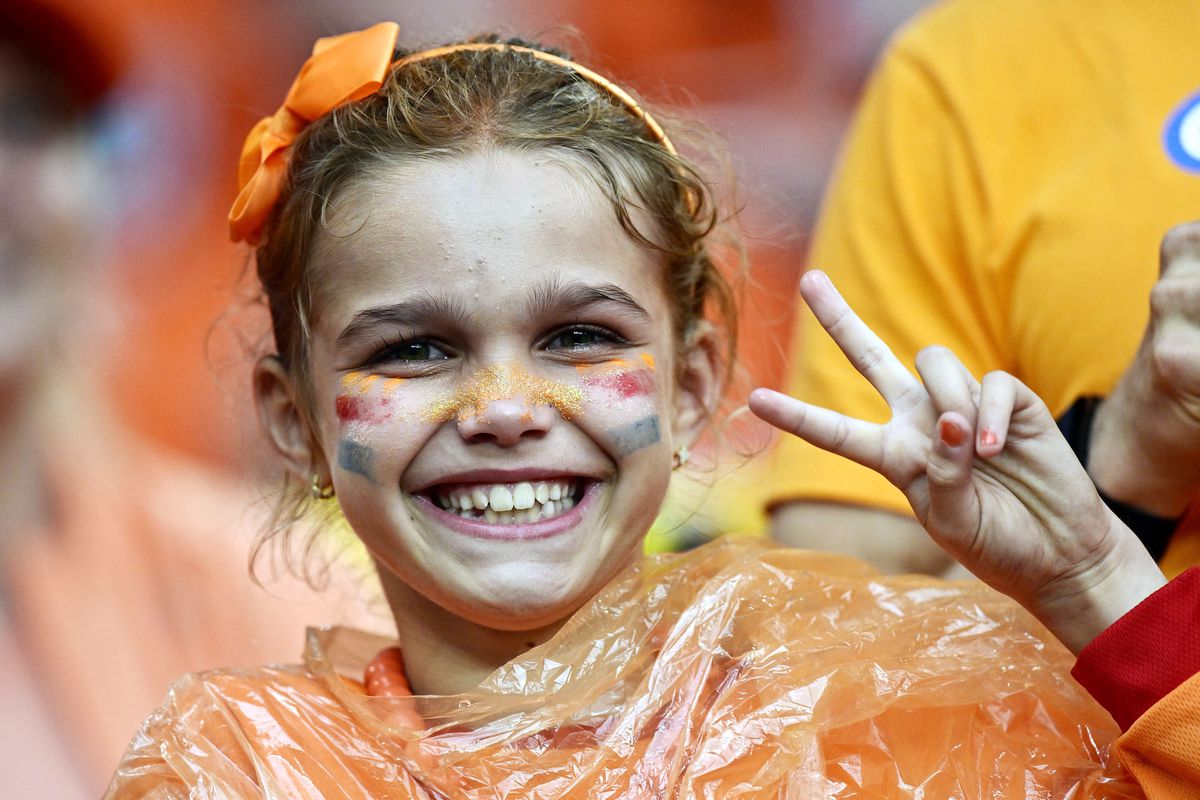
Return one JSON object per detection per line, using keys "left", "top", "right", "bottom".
{"left": 801, "top": 270, "right": 924, "bottom": 407}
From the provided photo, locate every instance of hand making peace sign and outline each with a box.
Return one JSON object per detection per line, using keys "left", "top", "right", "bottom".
{"left": 750, "top": 270, "right": 1166, "bottom": 653}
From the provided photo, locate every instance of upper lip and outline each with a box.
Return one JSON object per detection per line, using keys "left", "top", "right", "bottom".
{"left": 410, "top": 467, "right": 604, "bottom": 493}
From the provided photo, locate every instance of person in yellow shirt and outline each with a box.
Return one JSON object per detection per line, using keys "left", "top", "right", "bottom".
{"left": 766, "top": 0, "right": 1200, "bottom": 579}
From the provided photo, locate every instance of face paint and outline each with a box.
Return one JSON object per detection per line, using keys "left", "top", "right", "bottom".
{"left": 423, "top": 363, "right": 583, "bottom": 423}
{"left": 578, "top": 352, "right": 657, "bottom": 399}
{"left": 607, "top": 414, "right": 661, "bottom": 456}
{"left": 574, "top": 353, "right": 662, "bottom": 456}
{"left": 338, "top": 439, "right": 377, "bottom": 481}
{"left": 335, "top": 371, "right": 407, "bottom": 424}
{"left": 336, "top": 395, "right": 379, "bottom": 423}
{"left": 584, "top": 368, "right": 655, "bottom": 399}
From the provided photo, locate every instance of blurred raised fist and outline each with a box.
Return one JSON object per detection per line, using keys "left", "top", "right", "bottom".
{"left": 1089, "top": 222, "right": 1200, "bottom": 518}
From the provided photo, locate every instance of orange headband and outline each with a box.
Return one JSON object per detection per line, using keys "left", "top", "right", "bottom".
{"left": 229, "top": 23, "right": 678, "bottom": 244}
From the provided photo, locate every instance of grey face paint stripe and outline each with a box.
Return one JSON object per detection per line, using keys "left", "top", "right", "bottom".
{"left": 609, "top": 414, "right": 661, "bottom": 456}
{"left": 338, "top": 439, "right": 377, "bottom": 481}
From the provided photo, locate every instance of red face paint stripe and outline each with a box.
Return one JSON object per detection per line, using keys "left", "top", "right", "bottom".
{"left": 336, "top": 395, "right": 365, "bottom": 422}
{"left": 336, "top": 395, "right": 393, "bottom": 423}
{"left": 584, "top": 369, "right": 655, "bottom": 399}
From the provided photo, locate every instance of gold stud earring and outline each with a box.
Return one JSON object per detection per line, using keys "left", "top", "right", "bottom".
{"left": 671, "top": 445, "right": 690, "bottom": 471}
{"left": 310, "top": 473, "right": 335, "bottom": 500}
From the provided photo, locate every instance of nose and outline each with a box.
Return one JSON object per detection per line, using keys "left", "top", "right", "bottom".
{"left": 456, "top": 395, "right": 556, "bottom": 446}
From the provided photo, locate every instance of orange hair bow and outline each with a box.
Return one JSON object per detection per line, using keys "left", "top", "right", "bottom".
{"left": 228, "top": 22, "right": 400, "bottom": 244}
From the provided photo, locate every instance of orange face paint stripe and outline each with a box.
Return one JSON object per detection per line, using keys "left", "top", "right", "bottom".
{"left": 341, "top": 371, "right": 366, "bottom": 390}
{"left": 575, "top": 354, "right": 656, "bottom": 375}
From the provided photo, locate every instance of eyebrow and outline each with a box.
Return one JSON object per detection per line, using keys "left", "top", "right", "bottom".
{"left": 335, "top": 278, "right": 652, "bottom": 348}
{"left": 335, "top": 294, "right": 472, "bottom": 348}
{"left": 523, "top": 278, "right": 652, "bottom": 322}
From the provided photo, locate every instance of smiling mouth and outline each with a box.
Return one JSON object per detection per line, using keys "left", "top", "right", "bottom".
{"left": 427, "top": 478, "right": 586, "bottom": 525}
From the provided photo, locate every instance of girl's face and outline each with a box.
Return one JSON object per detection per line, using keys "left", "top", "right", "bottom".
{"left": 262, "top": 149, "right": 711, "bottom": 632}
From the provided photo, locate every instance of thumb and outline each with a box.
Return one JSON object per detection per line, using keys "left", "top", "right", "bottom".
{"left": 924, "top": 411, "right": 981, "bottom": 551}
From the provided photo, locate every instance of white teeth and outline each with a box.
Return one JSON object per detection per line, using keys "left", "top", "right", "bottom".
{"left": 512, "top": 482, "right": 535, "bottom": 510}
{"left": 472, "top": 488, "right": 489, "bottom": 510}
{"left": 433, "top": 479, "right": 580, "bottom": 525}
{"left": 489, "top": 485, "right": 514, "bottom": 512}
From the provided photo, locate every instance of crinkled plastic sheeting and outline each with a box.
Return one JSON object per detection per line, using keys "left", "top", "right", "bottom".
{"left": 105, "top": 539, "right": 1142, "bottom": 799}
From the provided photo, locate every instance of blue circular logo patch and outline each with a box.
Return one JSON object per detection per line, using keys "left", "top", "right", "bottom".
{"left": 1164, "top": 91, "right": 1200, "bottom": 173}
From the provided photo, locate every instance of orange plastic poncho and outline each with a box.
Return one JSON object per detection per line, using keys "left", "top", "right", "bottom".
{"left": 105, "top": 540, "right": 1143, "bottom": 799}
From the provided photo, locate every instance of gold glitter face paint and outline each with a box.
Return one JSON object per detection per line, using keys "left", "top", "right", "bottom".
{"left": 421, "top": 363, "right": 584, "bottom": 423}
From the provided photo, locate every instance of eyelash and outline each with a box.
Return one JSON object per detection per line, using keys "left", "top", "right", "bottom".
{"left": 361, "top": 324, "right": 631, "bottom": 370}
{"left": 542, "top": 324, "right": 630, "bottom": 353}
{"left": 364, "top": 337, "right": 452, "bottom": 370}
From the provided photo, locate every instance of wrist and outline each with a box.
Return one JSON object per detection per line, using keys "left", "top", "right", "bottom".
{"left": 1031, "top": 524, "right": 1167, "bottom": 655}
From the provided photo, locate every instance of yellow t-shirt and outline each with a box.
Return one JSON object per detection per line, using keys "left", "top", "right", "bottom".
{"left": 766, "top": 0, "right": 1200, "bottom": 575}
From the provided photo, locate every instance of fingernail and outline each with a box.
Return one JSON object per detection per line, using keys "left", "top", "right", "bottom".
{"left": 939, "top": 419, "right": 965, "bottom": 447}
{"left": 979, "top": 428, "right": 998, "bottom": 447}
{"left": 816, "top": 271, "right": 841, "bottom": 296}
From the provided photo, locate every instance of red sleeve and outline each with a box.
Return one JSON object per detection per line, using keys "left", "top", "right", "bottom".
{"left": 1071, "top": 567, "right": 1200, "bottom": 730}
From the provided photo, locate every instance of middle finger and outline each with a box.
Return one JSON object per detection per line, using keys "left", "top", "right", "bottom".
{"left": 801, "top": 270, "right": 925, "bottom": 407}
{"left": 915, "top": 345, "right": 981, "bottom": 425}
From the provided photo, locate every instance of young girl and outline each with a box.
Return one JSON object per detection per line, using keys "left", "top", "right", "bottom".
{"left": 105, "top": 22, "right": 1195, "bottom": 799}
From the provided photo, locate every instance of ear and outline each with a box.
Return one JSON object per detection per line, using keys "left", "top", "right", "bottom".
{"left": 671, "top": 320, "right": 722, "bottom": 450}
{"left": 254, "top": 356, "right": 326, "bottom": 484}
